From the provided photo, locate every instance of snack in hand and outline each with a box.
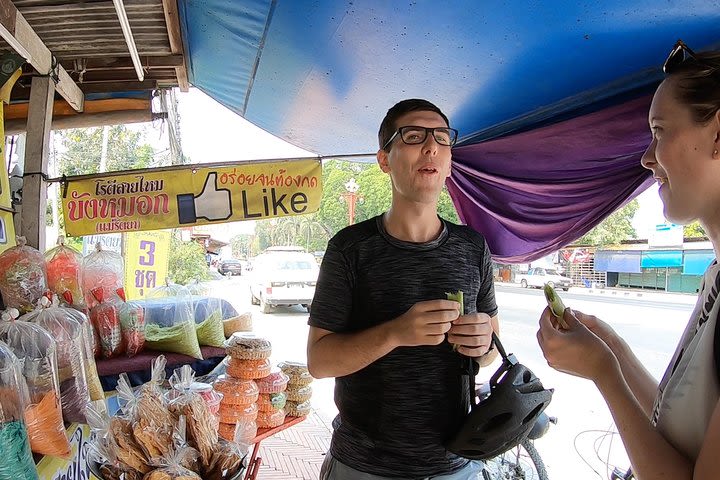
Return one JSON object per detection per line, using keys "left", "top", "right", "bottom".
{"left": 445, "top": 291, "right": 464, "bottom": 351}
{"left": 543, "top": 283, "right": 569, "bottom": 329}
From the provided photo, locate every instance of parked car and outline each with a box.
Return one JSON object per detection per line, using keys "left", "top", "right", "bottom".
{"left": 516, "top": 267, "right": 572, "bottom": 291}
{"left": 218, "top": 259, "right": 244, "bottom": 276}
{"left": 249, "top": 248, "right": 319, "bottom": 313}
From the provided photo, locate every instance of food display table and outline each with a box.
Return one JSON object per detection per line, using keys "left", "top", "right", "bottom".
{"left": 244, "top": 415, "right": 307, "bottom": 480}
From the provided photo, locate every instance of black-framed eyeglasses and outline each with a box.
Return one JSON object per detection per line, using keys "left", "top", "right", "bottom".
{"left": 382, "top": 126, "right": 459, "bottom": 150}
{"left": 663, "top": 39, "right": 717, "bottom": 74}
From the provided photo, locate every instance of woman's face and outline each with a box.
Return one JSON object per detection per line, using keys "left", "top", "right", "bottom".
{"left": 641, "top": 77, "right": 720, "bottom": 225}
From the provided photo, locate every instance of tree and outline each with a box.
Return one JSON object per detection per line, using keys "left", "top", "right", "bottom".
{"left": 684, "top": 221, "right": 706, "bottom": 238}
{"left": 58, "top": 125, "right": 155, "bottom": 175}
{"left": 230, "top": 234, "right": 254, "bottom": 258}
{"left": 576, "top": 200, "right": 639, "bottom": 246}
{"left": 167, "top": 235, "right": 211, "bottom": 284}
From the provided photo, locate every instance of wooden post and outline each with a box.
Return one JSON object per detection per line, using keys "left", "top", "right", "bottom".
{"left": 20, "top": 76, "right": 54, "bottom": 250}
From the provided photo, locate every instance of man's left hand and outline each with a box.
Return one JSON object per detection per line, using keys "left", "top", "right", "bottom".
{"left": 448, "top": 313, "right": 494, "bottom": 357}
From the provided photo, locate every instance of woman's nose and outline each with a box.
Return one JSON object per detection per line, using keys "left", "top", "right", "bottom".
{"left": 640, "top": 139, "right": 657, "bottom": 171}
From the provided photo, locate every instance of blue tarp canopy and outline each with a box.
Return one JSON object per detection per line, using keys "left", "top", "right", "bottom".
{"left": 684, "top": 251, "right": 717, "bottom": 275}
{"left": 177, "top": 1, "right": 720, "bottom": 261}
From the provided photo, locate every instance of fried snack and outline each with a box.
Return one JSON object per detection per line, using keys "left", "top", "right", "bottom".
{"left": 224, "top": 333, "right": 271, "bottom": 360}
{"left": 133, "top": 391, "right": 175, "bottom": 462}
{"left": 142, "top": 469, "right": 201, "bottom": 480}
{"left": 225, "top": 357, "right": 271, "bottom": 380}
{"left": 543, "top": 283, "right": 569, "bottom": 329}
{"left": 278, "top": 361, "right": 313, "bottom": 387}
{"left": 110, "top": 417, "right": 151, "bottom": 474}
{"left": 185, "top": 395, "right": 218, "bottom": 467}
{"left": 285, "top": 385, "right": 312, "bottom": 403}
{"left": 203, "top": 438, "right": 245, "bottom": 480}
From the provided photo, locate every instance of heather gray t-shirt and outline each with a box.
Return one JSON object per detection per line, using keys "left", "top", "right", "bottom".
{"left": 309, "top": 215, "right": 498, "bottom": 478}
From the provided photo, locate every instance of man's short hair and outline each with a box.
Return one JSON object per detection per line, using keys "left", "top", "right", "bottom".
{"left": 378, "top": 99, "right": 450, "bottom": 151}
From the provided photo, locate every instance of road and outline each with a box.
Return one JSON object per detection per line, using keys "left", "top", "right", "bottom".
{"left": 212, "top": 276, "right": 695, "bottom": 479}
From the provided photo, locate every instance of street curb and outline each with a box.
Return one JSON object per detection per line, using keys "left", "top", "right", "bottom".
{"left": 496, "top": 282, "right": 698, "bottom": 305}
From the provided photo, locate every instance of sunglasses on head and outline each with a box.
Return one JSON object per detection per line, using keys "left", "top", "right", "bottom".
{"left": 663, "top": 39, "right": 717, "bottom": 74}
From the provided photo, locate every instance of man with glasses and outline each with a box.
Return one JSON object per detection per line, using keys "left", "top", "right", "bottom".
{"left": 308, "top": 99, "right": 499, "bottom": 479}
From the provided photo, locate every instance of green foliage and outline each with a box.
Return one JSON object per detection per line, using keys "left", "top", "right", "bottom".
{"left": 58, "top": 125, "right": 154, "bottom": 176}
{"left": 230, "top": 234, "right": 254, "bottom": 258}
{"left": 683, "top": 221, "right": 706, "bottom": 238}
{"left": 576, "top": 200, "right": 639, "bottom": 246}
{"left": 167, "top": 235, "right": 211, "bottom": 285}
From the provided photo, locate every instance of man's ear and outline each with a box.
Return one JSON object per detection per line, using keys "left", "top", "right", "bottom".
{"left": 377, "top": 149, "right": 390, "bottom": 173}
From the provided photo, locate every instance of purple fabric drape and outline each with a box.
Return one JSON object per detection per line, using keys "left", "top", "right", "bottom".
{"left": 447, "top": 96, "right": 655, "bottom": 263}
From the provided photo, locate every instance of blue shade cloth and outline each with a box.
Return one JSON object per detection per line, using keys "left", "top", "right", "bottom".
{"left": 683, "top": 251, "right": 717, "bottom": 275}
{"left": 595, "top": 250, "right": 642, "bottom": 273}
{"left": 176, "top": 1, "right": 720, "bottom": 261}
{"left": 641, "top": 251, "right": 683, "bottom": 268}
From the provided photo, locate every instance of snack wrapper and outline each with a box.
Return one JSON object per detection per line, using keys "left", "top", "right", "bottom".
{"left": 0, "top": 237, "right": 47, "bottom": 313}
{"left": 0, "top": 309, "right": 70, "bottom": 458}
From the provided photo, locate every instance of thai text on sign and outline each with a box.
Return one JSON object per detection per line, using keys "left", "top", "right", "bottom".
{"left": 61, "top": 159, "right": 322, "bottom": 236}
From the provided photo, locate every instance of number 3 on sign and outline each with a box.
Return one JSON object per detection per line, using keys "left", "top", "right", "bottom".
{"left": 139, "top": 240, "right": 156, "bottom": 266}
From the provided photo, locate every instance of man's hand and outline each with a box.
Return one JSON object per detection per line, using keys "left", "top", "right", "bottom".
{"left": 388, "top": 299, "right": 460, "bottom": 348}
{"left": 448, "top": 312, "right": 494, "bottom": 357}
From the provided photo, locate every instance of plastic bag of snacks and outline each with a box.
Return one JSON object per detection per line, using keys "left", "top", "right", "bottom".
{"left": 116, "top": 288, "right": 145, "bottom": 357}
{"left": 202, "top": 437, "right": 246, "bottom": 480}
{"left": 0, "top": 237, "right": 47, "bottom": 313}
{"left": 223, "top": 312, "right": 252, "bottom": 337}
{"left": 212, "top": 376, "right": 258, "bottom": 406}
{"left": 142, "top": 284, "right": 202, "bottom": 359}
{"left": 0, "top": 309, "right": 70, "bottom": 458}
{"left": 166, "top": 365, "right": 220, "bottom": 468}
{"left": 192, "top": 297, "right": 225, "bottom": 347}
{"left": 81, "top": 243, "right": 124, "bottom": 309}
{"left": 86, "top": 404, "right": 148, "bottom": 480}
{"left": 44, "top": 236, "right": 83, "bottom": 307}
{"left": 0, "top": 340, "right": 38, "bottom": 480}
{"left": 116, "top": 358, "right": 176, "bottom": 467}
{"left": 20, "top": 296, "right": 90, "bottom": 423}
{"left": 62, "top": 308, "right": 104, "bottom": 401}
{"left": 89, "top": 289, "right": 125, "bottom": 358}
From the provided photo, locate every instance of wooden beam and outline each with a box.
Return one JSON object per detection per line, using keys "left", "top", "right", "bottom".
{"left": 61, "top": 54, "right": 184, "bottom": 71}
{"left": 78, "top": 79, "right": 157, "bottom": 94}
{"left": 0, "top": 0, "right": 84, "bottom": 111}
{"left": 5, "top": 109, "right": 157, "bottom": 135}
{"left": 20, "top": 76, "right": 54, "bottom": 250}
{"left": 5, "top": 97, "right": 151, "bottom": 119}
{"left": 161, "top": 0, "right": 189, "bottom": 91}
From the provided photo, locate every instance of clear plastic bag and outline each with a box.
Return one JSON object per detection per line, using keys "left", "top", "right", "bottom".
{"left": 117, "top": 289, "right": 146, "bottom": 357}
{"left": 20, "top": 296, "right": 91, "bottom": 423}
{"left": 81, "top": 243, "right": 124, "bottom": 309}
{"left": 142, "top": 284, "right": 202, "bottom": 359}
{"left": 89, "top": 290, "right": 125, "bottom": 359}
{"left": 166, "top": 365, "right": 219, "bottom": 468}
{"left": 0, "top": 340, "right": 38, "bottom": 480}
{"left": 0, "top": 309, "right": 71, "bottom": 458}
{"left": 0, "top": 237, "right": 48, "bottom": 313}
{"left": 63, "top": 307, "right": 104, "bottom": 401}
{"left": 192, "top": 296, "right": 225, "bottom": 347}
{"left": 45, "top": 236, "right": 83, "bottom": 308}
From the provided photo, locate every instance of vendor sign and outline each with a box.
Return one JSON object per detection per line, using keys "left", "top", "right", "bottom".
{"left": 124, "top": 230, "right": 171, "bottom": 299}
{"left": 0, "top": 63, "right": 21, "bottom": 253}
{"left": 61, "top": 159, "right": 322, "bottom": 236}
{"left": 36, "top": 423, "right": 99, "bottom": 480}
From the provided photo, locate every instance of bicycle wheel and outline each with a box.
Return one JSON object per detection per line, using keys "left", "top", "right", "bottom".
{"left": 481, "top": 439, "right": 548, "bottom": 480}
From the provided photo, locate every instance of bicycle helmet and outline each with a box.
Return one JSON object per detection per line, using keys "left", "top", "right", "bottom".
{"left": 446, "top": 333, "right": 553, "bottom": 460}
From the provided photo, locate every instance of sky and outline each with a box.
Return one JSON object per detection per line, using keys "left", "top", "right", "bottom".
{"left": 164, "top": 87, "right": 666, "bottom": 243}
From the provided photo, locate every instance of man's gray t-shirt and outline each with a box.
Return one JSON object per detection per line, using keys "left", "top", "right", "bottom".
{"left": 309, "top": 215, "right": 498, "bottom": 478}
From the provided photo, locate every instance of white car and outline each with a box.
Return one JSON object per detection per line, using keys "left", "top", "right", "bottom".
{"left": 516, "top": 267, "right": 573, "bottom": 291}
{"left": 249, "top": 248, "right": 319, "bottom": 313}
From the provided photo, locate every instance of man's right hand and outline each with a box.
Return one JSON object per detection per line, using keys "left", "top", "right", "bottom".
{"left": 388, "top": 299, "right": 460, "bottom": 347}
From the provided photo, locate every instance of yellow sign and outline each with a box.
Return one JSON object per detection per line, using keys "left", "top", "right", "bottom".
{"left": 36, "top": 423, "right": 99, "bottom": 480}
{"left": 0, "top": 68, "right": 21, "bottom": 253}
{"left": 124, "top": 230, "right": 171, "bottom": 300}
{"left": 61, "top": 159, "right": 322, "bottom": 236}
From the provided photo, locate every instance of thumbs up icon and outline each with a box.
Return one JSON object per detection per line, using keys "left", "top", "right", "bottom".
{"left": 177, "top": 172, "right": 233, "bottom": 224}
